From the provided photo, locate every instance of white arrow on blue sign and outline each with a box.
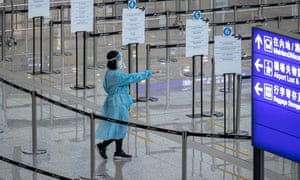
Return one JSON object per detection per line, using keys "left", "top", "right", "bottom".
{"left": 255, "top": 58, "right": 263, "bottom": 72}
{"left": 255, "top": 34, "right": 262, "bottom": 50}
{"left": 254, "top": 82, "right": 263, "bottom": 96}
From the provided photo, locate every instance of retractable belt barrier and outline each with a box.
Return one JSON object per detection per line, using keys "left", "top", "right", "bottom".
{"left": 0, "top": 155, "right": 73, "bottom": 180}
{"left": 0, "top": 73, "right": 251, "bottom": 180}
{"left": 1, "top": 1, "right": 298, "bottom": 16}
{"left": 0, "top": 77, "right": 251, "bottom": 140}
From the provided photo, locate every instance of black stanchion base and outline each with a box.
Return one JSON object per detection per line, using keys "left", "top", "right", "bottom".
{"left": 22, "top": 149, "right": 47, "bottom": 155}
{"left": 64, "top": 52, "right": 72, "bottom": 56}
{"left": 201, "top": 111, "right": 213, "bottom": 117}
{"left": 186, "top": 114, "right": 204, "bottom": 118}
{"left": 87, "top": 66, "right": 97, "bottom": 69}
{"left": 199, "top": 111, "right": 224, "bottom": 117}
{"left": 2, "top": 57, "right": 13, "bottom": 62}
{"left": 213, "top": 111, "right": 224, "bottom": 117}
{"left": 70, "top": 137, "right": 87, "bottom": 142}
{"left": 70, "top": 84, "right": 95, "bottom": 90}
{"left": 53, "top": 52, "right": 73, "bottom": 56}
{"left": 133, "top": 97, "right": 159, "bottom": 102}
{"left": 51, "top": 69, "right": 61, "bottom": 74}
{"left": 0, "top": 129, "right": 3, "bottom": 134}
{"left": 224, "top": 130, "right": 249, "bottom": 136}
{"left": 219, "top": 88, "right": 232, "bottom": 93}
{"left": 53, "top": 52, "right": 61, "bottom": 56}
{"left": 27, "top": 71, "right": 52, "bottom": 75}
{"left": 79, "top": 175, "right": 104, "bottom": 180}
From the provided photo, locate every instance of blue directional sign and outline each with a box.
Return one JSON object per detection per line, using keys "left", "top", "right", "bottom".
{"left": 223, "top": 26, "right": 232, "bottom": 36}
{"left": 128, "top": 0, "right": 136, "bottom": 9}
{"left": 193, "top": 11, "right": 201, "bottom": 21}
{"left": 252, "top": 27, "right": 300, "bottom": 163}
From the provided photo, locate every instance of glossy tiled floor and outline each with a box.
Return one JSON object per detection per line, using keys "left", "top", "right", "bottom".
{"left": 0, "top": 0, "right": 300, "bottom": 179}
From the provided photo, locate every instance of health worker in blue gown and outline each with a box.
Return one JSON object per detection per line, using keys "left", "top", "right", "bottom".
{"left": 96, "top": 50, "right": 152, "bottom": 159}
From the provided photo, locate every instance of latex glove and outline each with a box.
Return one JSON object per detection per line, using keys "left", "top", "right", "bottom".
{"left": 145, "top": 70, "right": 152, "bottom": 78}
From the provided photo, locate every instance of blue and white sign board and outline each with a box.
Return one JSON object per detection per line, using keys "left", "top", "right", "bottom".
{"left": 28, "top": 0, "right": 50, "bottom": 18}
{"left": 185, "top": 19, "right": 209, "bottom": 57}
{"left": 223, "top": 26, "right": 232, "bottom": 37}
{"left": 214, "top": 36, "right": 241, "bottom": 75}
{"left": 252, "top": 26, "right": 300, "bottom": 163}
{"left": 71, "top": 0, "right": 94, "bottom": 33}
{"left": 128, "top": 0, "right": 136, "bottom": 9}
{"left": 0, "top": 0, "right": 3, "bottom": 4}
{"left": 122, "top": 8, "right": 145, "bottom": 45}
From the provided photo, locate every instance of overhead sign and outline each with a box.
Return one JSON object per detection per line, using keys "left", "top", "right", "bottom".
{"left": 71, "top": 0, "right": 94, "bottom": 33}
{"left": 122, "top": 8, "right": 145, "bottom": 45}
{"left": 252, "top": 27, "right": 300, "bottom": 163}
{"left": 185, "top": 19, "right": 209, "bottom": 57}
{"left": 28, "top": 0, "right": 50, "bottom": 18}
{"left": 214, "top": 36, "right": 241, "bottom": 75}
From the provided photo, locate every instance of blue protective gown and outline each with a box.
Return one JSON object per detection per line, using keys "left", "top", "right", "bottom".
{"left": 96, "top": 69, "right": 152, "bottom": 140}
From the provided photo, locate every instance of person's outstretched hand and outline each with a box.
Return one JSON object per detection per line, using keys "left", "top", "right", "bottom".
{"left": 145, "top": 70, "right": 152, "bottom": 78}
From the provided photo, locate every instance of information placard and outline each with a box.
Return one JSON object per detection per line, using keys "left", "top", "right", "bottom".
{"left": 214, "top": 36, "right": 241, "bottom": 75}
{"left": 71, "top": 0, "right": 94, "bottom": 33}
{"left": 122, "top": 8, "right": 145, "bottom": 45}
{"left": 28, "top": 0, "right": 49, "bottom": 18}
{"left": 185, "top": 19, "right": 208, "bottom": 57}
{"left": 252, "top": 27, "right": 300, "bottom": 163}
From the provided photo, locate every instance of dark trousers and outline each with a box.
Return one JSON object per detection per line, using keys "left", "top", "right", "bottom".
{"left": 102, "top": 139, "right": 123, "bottom": 153}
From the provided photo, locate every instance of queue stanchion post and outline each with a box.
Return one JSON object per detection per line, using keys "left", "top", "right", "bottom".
{"left": 222, "top": 73, "right": 236, "bottom": 135}
{"left": 22, "top": 91, "right": 46, "bottom": 155}
{"left": 199, "top": 55, "right": 211, "bottom": 117}
{"left": 225, "top": 74, "right": 248, "bottom": 135}
{"left": 48, "top": 20, "right": 61, "bottom": 74}
{"left": 187, "top": 55, "right": 210, "bottom": 118}
{"left": 209, "top": 58, "right": 223, "bottom": 117}
{"left": 1, "top": 6, "right": 5, "bottom": 62}
{"left": 128, "top": 43, "right": 132, "bottom": 93}
{"left": 28, "top": 16, "right": 49, "bottom": 75}
{"left": 144, "top": 44, "right": 158, "bottom": 102}
{"left": 182, "top": 131, "right": 188, "bottom": 180}
{"left": 60, "top": 5, "right": 72, "bottom": 57}
{"left": 90, "top": 113, "right": 96, "bottom": 179}
{"left": 71, "top": 32, "right": 95, "bottom": 90}
{"left": 223, "top": 73, "right": 227, "bottom": 134}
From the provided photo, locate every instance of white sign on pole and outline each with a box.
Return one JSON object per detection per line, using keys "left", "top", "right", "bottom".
{"left": 71, "top": 0, "right": 94, "bottom": 33}
{"left": 28, "top": 0, "right": 50, "bottom": 18}
{"left": 122, "top": 8, "right": 145, "bottom": 45}
{"left": 215, "top": 0, "right": 228, "bottom": 8}
{"left": 214, "top": 36, "right": 241, "bottom": 75}
{"left": 185, "top": 19, "right": 209, "bottom": 57}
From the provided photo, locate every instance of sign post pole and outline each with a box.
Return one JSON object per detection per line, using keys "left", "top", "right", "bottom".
{"left": 254, "top": 147, "right": 264, "bottom": 180}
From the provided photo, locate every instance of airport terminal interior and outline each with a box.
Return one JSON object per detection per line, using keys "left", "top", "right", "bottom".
{"left": 0, "top": 0, "right": 300, "bottom": 179}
